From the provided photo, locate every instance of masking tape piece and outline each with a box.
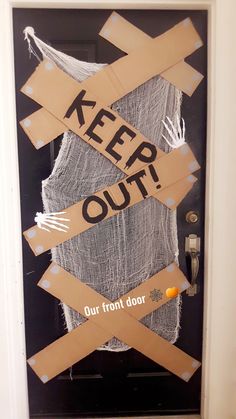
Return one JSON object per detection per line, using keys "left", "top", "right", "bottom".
{"left": 23, "top": 144, "right": 200, "bottom": 255}
{"left": 28, "top": 262, "right": 200, "bottom": 382}
{"left": 99, "top": 12, "right": 203, "bottom": 96}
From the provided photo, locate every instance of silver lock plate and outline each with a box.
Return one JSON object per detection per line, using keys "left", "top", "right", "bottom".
{"left": 185, "top": 234, "right": 200, "bottom": 253}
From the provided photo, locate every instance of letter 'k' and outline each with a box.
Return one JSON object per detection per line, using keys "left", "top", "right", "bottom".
{"left": 64, "top": 89, "right": 96, "bottom": 127}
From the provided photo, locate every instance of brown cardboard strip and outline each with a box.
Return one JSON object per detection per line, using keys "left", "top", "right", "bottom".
{"left": 28, "top": 262, "right": 200, "bottom": 382}
{"left": 20, "top": 104, "right": 197, "bottom": 209}
{"left": 87, "top": 17, "right": 202, "bottom": 105}
{"left": 19, "top": 108, "right": 67, "bottom": 150}
{"left": 99, "top": 12, "right": 203, "bottom": 96}
{"left": 20, "top": 59, "right": 198, "bottom": 208}
{"left": 20, "top": 107, "right": 197, "bottom": 210}
{"left": 19, "top": 16, "right": 203, "bottom": 150}
{"left": 23, "top": 144, "right": 200, "bottom": 256}
{"left": 77, "top": 17, "right": 202, "bottom": 105}
{"left": 156, "top": 174, "right": 197, "bottom": 208}
{"left": 20, "top": 16, "right": 202, "bottom": 152}
{"left": 19, "top": 15, "right": 203, "bottom": 150}
{"left": 21, "top": 60, "right": 163, "bottom": 175}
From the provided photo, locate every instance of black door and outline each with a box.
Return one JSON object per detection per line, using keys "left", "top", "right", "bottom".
{"left": 13, "top": 8, "right": 207, "bottom": 418}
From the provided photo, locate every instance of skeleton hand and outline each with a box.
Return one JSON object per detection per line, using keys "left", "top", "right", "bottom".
{"left": 34, "top": 211, "right": 70, "bottom": 232}
{"left": 162, "top": 114, "right": 186, "bottom": 149}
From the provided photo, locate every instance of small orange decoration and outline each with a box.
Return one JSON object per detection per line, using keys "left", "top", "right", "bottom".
{"left": 165, "top": 287, "right": 180, "bottom": 298}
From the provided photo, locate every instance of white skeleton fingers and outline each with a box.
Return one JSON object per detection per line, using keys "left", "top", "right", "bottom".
{"left": 34, "top": 211, "right": 70, "bottom": 232}
{"left": 162, "top": 114, "right": 186, "bottom": 149}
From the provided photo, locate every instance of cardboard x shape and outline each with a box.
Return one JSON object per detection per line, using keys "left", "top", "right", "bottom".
{"left": 20, "top": 16, "right": 202, "bottom": 209}
{"left": 23, "top": 143, "right": 200, "bottom": 256}
{"left": 100, "top": 12, "right": 204, "bottom": 96}
{"left": 20, "top": 60, "right": 198, "bottom": 213}
{"left": 28, "top": 262, "right": 201, "bottom": 383}
{"left": 20, "top": 14, "right": 203, "bottom": 153}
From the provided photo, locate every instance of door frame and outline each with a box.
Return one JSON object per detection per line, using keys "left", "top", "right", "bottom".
{"left": 0, "top": 1, "right": 235, "bottom": 418}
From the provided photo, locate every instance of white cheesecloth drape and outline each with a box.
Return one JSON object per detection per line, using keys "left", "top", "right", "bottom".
{"left": 25, "top": 32, "right": 182, "bottom": 351}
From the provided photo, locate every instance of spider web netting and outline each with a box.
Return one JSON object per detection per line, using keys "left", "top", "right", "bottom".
{"left": 32, "top": 36, "right": 182, "bottom": 351}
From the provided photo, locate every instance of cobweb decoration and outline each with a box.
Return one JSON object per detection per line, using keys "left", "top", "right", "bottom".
{"left": 24, "top": 27, "right": 182, "bottom": 352}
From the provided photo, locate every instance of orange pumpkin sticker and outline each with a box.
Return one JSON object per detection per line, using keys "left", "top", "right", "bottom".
{"left": 165, "top": 287, "right": 180, "bottom": 298}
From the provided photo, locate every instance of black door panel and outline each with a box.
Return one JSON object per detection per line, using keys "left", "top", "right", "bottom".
{"left": 13, "top": 8, "right": 207, "bottom": 417}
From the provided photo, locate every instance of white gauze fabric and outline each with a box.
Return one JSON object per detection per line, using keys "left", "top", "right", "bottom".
{"left": 26, "top": 31, "right": 182, "bottom": 351}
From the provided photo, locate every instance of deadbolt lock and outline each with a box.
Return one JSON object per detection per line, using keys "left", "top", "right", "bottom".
{"left": 185, "top": 211, "right": 199, "bottom": 224}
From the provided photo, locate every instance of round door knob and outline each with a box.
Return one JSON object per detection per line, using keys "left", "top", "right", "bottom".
{"left": 186, "top": 211, "right": 199, "bottom": 224}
